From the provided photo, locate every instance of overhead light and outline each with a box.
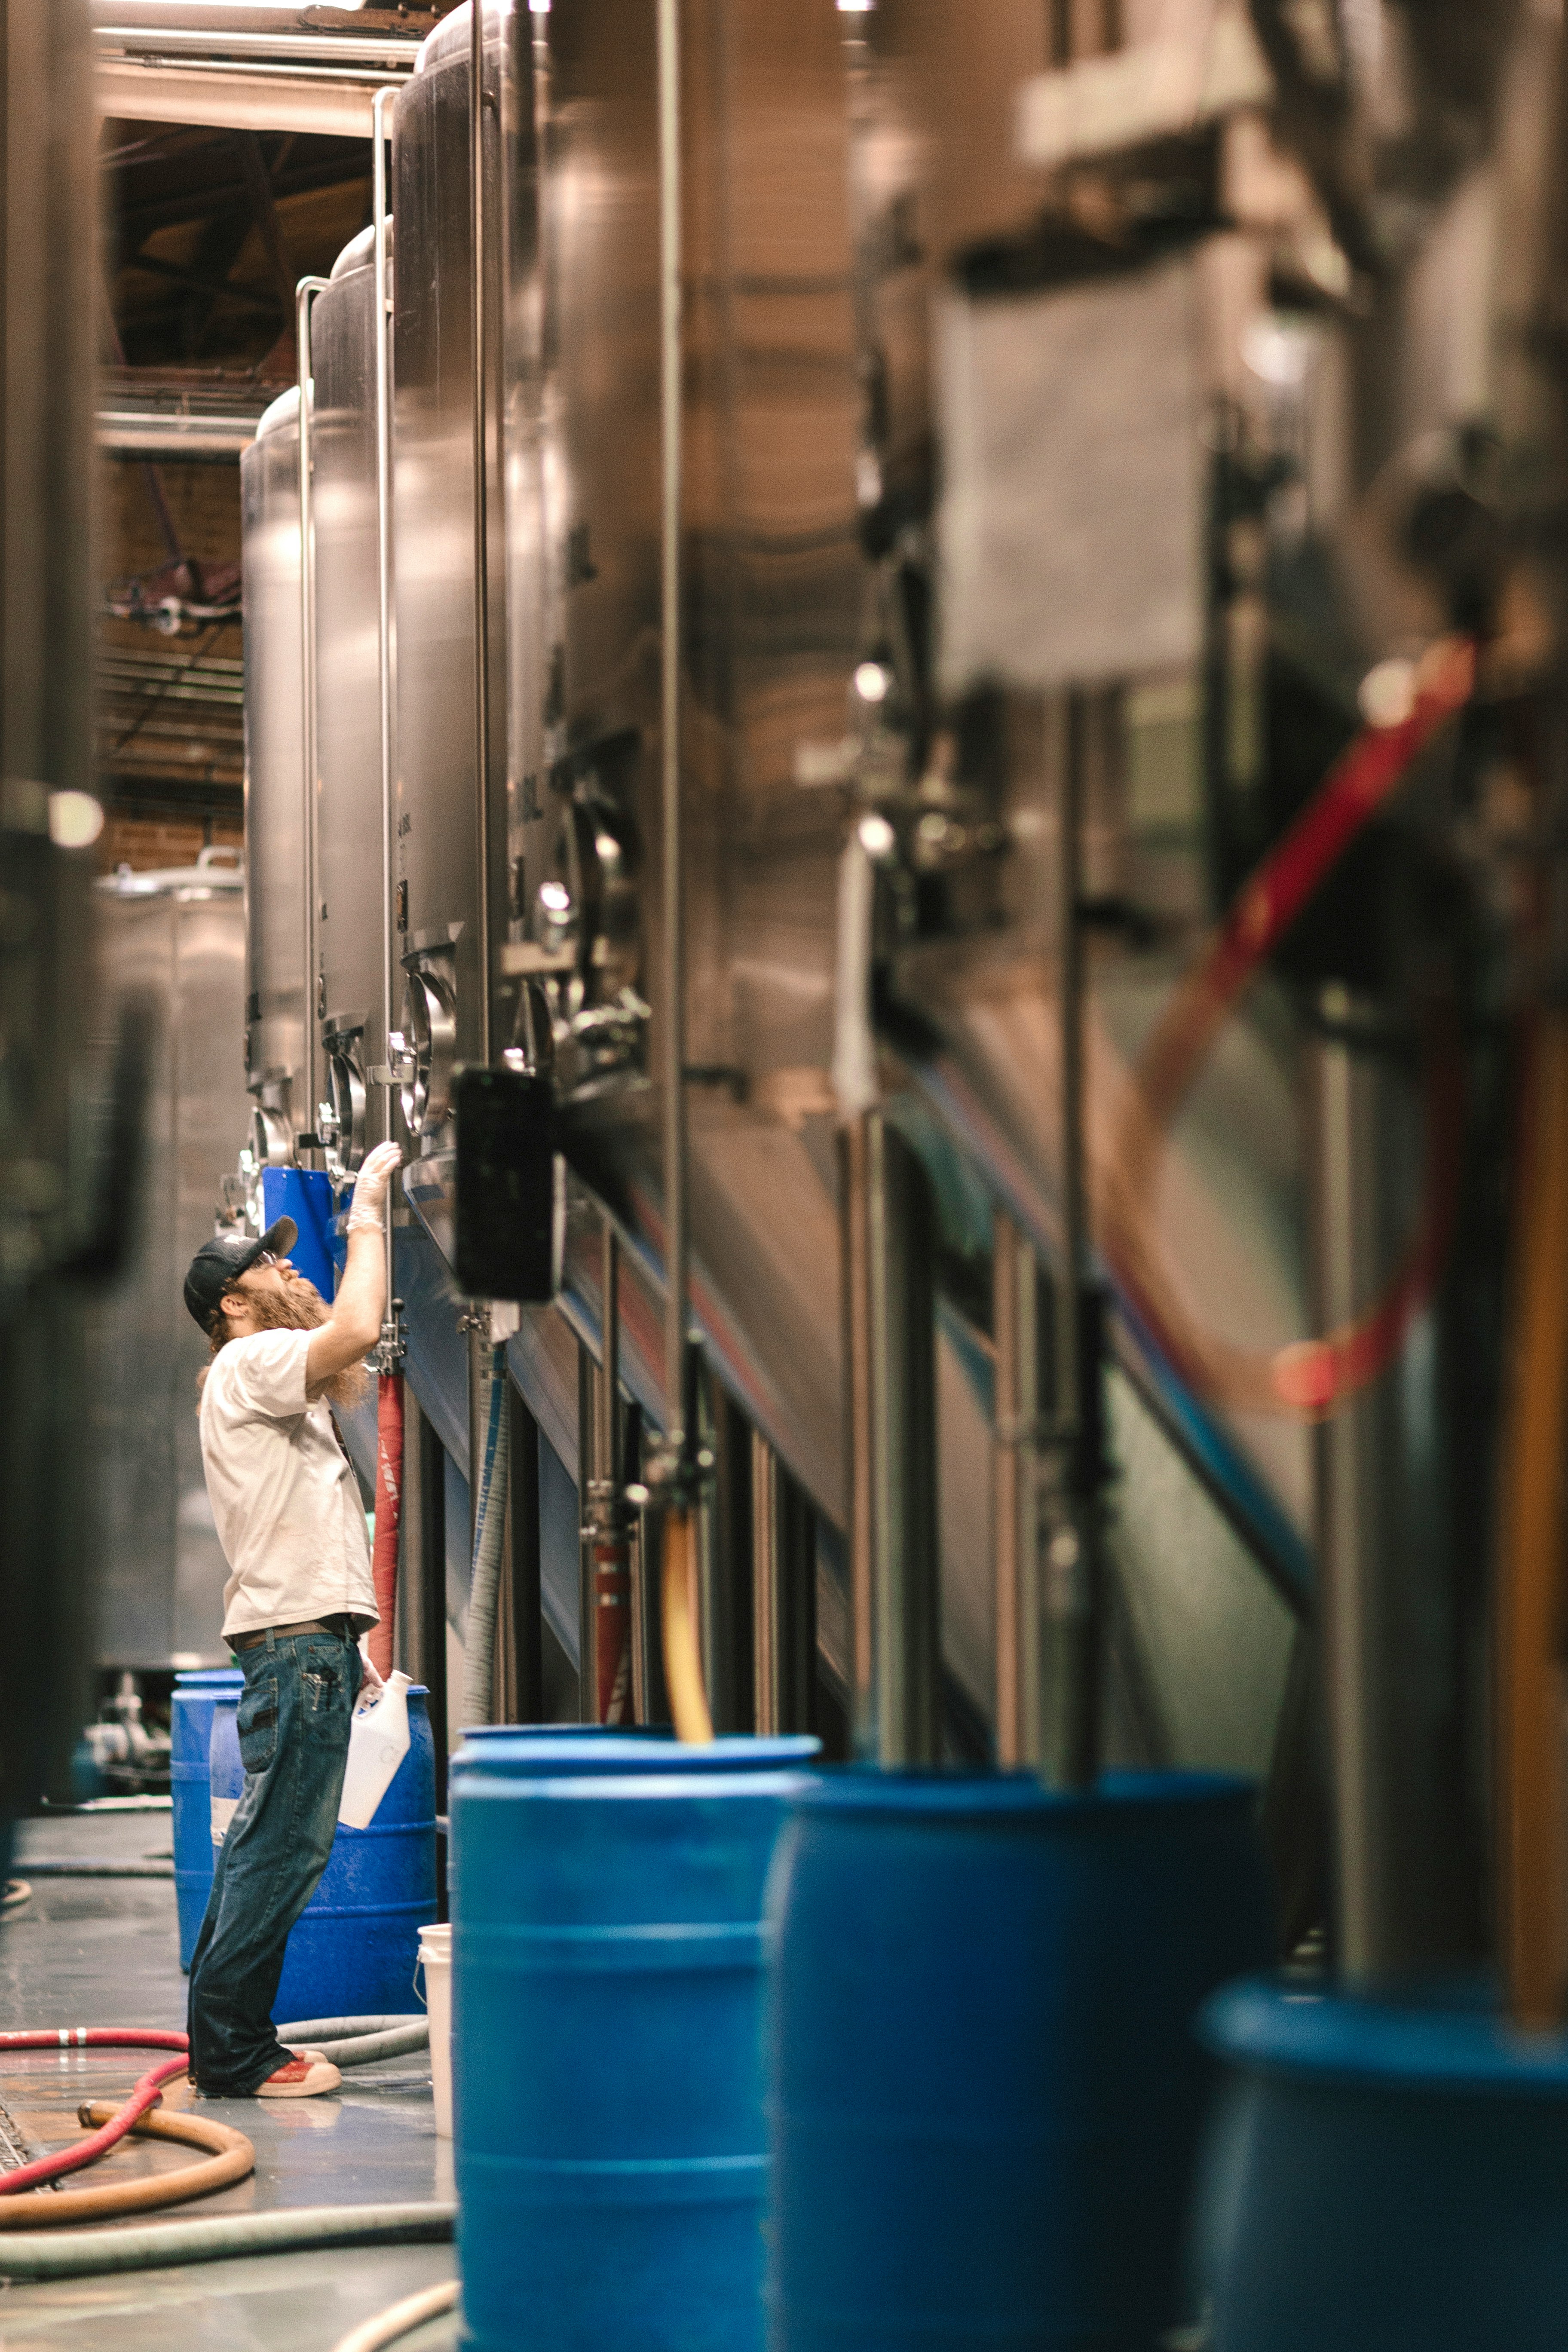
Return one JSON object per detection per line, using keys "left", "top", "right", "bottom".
{"left": 48, "top": 790, "right": 105, "bottom": 850}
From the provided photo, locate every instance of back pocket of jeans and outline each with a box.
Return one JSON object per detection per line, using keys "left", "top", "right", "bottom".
{"left": 237, "top": 1675, "right": 278, "bottom": 1773}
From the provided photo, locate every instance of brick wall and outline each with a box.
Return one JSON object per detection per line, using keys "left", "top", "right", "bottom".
{"left": 99, "top": 809, "right": 244, "bottom": 877}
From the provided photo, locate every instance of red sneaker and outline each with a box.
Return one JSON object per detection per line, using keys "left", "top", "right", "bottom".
{"left": 255, "top": 2053, "right": 342, "bottom": 2098}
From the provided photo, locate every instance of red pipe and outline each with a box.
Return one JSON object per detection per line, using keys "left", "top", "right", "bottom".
{"left": 0, "top": 2039, "right": 189, "bottom": 2194}
{"left": 369, "top": 1371, "right": 405, "bottom": 1681}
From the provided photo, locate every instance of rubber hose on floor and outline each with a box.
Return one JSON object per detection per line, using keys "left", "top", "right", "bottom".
{"left": 331, "top": 2278, "right": 460, "bottom": 2352}
{"left": 458, "top": 1344, "right": 510, "bottom": 1731}
{"left": 0, "top": 2104, "right": 254, "bottom": 2229}
{"left": 0, "top": 2201, "right": 456, "bottom": 2279}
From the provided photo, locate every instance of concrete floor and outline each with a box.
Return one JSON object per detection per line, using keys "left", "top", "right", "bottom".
{"left": 0, "top": 1808, "right": 458, "bottom": 2351}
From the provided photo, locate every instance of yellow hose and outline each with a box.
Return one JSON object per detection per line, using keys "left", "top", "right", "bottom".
{"left": 0, "top": 2102, "right": 254, "bottom": 2229}
{"left": 660, "top": 1509, "right": 714, "bottom": 1743}
{"left": 1498, "top": 1008, "right": 1568, "bottom": 2028}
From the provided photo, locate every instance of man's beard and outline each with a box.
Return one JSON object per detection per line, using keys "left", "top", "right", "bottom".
{"left": 208, "top": 1280, "right": 372, "bottom": 1414}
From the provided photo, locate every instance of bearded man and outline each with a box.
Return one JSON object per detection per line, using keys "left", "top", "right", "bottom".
{"left": 180, "top": 1139, "right": 403, "bottom": 2099}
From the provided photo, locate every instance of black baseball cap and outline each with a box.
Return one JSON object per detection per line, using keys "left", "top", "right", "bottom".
{"left": 183, "top": 1216, "right": 299, "bottom": 1330}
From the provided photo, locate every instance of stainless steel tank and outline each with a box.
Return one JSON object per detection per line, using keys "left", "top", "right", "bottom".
{"left": 90, "top": 854, "right": 250, "bottom": 1669}
{"left": 499, "top": 0, "right": 1298, "bottom": 1761}
{"left": 240, "top": 386, "right": 307, "bottom": 1170}
{"left": 313, "top": 224, "right": 395, "bottom": 1179}
{"left": 391, "top": 3, "right": 508, "bottom": 1176}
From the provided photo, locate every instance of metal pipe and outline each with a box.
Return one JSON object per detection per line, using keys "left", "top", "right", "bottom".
{"left": 1309, "top": 989, "right": 1485, "bottom": 1988}
{"left": 841, "top": 1111, "right": 940, "bottom": 1764}
{"left": 752, "top": 1430, "right": 781, "bottom": 1737}
{"left": 95, "top": 27, "right": 423, "bottom": 67}
{"left": 579, "top": 1216, "right": 633, "bottom": 1724}
{"left": 469, "top": 0, "right": 493, "bottom": 1066}
{"left": 655, "top": 0, "right": 688, "bottom": 1474}
{"left": 751, "top": 1431, "right": 815, "bottom": 1737}
{"left": 992, "top": 1208, "right": 1045, "bottom": 1769}
{"left": 371, "top": 85, "right": 402, "bottom": 1351}
{"left": 1038, "top": 690, "right": 1102, "bottom": 1791}
{"left": 294, "top": 274, "right": 329, "bottom": 1155}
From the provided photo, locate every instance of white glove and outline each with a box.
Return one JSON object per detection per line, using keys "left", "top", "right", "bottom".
{"left": 346, "top": 1139, "right": 404, "bottom": 1234}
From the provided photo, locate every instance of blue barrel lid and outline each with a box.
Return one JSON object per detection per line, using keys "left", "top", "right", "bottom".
{"left": 174, "top": 1668, "right": 245, "bottom": 1688}
{"left": 452, "top": 1733, "right": 820, "bottom": 1780}
{"left": 1201, "top": 1975, "right": 1568, "bottom": 2094}
{"left": 457, "top": 1766, "right": 816, "bottom": 1807}
{"left": 456, "top": 1722, "right": 673, "bottom": 1741}
{"left": 787, "top": 1764, "right": 1256, "bottom": 1822}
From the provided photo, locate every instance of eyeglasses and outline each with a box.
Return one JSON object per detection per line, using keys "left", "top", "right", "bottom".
{"left": 251, "top": 1251, "right": 281, "bottom": 1270}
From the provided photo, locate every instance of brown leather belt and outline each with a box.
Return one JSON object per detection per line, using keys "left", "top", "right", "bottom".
{"left": 230, "top": 1614, "right": 358, "bottom": 1652}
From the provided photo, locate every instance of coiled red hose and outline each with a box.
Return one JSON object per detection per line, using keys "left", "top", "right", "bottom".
{"left": 0, "top": 2031, "right": 188, "bottom": 2195}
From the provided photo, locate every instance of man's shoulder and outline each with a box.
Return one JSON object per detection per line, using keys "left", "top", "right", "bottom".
{"left": 202, "top": 1329, "right": 311, "bottom": 1418}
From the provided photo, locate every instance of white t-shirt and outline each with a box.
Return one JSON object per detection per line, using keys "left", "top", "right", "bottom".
{"left": 199, "top": 1329, "right": 379, "bottom": 1640}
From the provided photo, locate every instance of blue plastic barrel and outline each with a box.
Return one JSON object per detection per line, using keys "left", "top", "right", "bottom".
{"left": 172, "top": 1667, "right": 243, "bottom": 1970}
{"left": 451, "top": 1732, "right": 816, "bottom": 1779}
{"left": 451, "top": 1763, "right": 809, "bottom": 2352}
{"left": 1195, "top": 1977, "right": 1568, "bottom": 2351}
{"left": 210, "top": 1684, "right": 438, "bottom": 2020}
{"left": 768, "top": 1770, "right": 1275, "bottom": 2352}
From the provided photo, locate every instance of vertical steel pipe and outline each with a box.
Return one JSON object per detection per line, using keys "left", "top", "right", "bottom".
{"left": 992, "top": 1209, "right": 1045, "bottom": 1769}
{"left": 1309, "top": 990, "right": 1487, "bottom": 1989}
{"left": 580, "top": 1216, "right": 633, "bottom": 1724}
{"left": 371, "top": 84, "right": 402, "bottom": 1346}
{"left": 841, "top": 1111, "right": 940, "bottom": 1765}
{"left": 656, "top": 0, "right": 688, "bottom": 1475}
{"left": 469, "top": 0, "right": 493, "bottom": 1065}
{"left": 752, "top": 1432, "right": 816, "bottom": 1738}
{"left": 1038, "top": 692, "right": 1102, "bottom": 1791}
{"left": 294, "top": 275, "right": 330, "bottom": 1150}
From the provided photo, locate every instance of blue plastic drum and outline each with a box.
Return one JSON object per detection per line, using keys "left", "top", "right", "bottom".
{"left": 450, "top": 1732, "right": 815, "bottom": 1779}
{"left": 172, "top": 1667, "right": 243, "bottom": 1971}
{"left": 210, "top": 1684, "right": 438, "bottom": 2020}
{"left": 1195, "top": 1977, "right": 1568, "bottom": 2351}
{"left": 451, "top": 1762, "right": 810, "bottom": 2352}
{"left": 768, "top": 1770, "right": 1275, "bottom": 2352}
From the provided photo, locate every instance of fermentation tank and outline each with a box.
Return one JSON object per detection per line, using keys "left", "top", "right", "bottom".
{"left": 90, "top": 854, "right": 249, "bottom": 1670}
{"left": 392, "top": 4, "right": 508, "bottom": 1194}
{"left": 240, "top": 386, "right": 307, "bottom": 1171}
{"left": 500, "top": 0, "right": 1296, "bottom": 1761}
{"left": 313, "top": 223, "right": 396, "bottom": 1180}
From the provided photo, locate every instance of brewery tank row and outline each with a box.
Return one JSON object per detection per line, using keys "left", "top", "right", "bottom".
{"left": 220, "top": 2, "right": 1568, "bottom": 2347}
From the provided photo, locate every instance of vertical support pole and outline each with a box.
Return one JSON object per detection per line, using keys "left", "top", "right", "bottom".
{"left": 697, "top": 1380, "right": 754, "bottom": 1734}
{"left": 1309, "top": 987, "right": 1490, "bottom": 1989}
{"left": 752, "top": 1433, "right": 817, "bottom": 1737}
{"left": 371, "top": 85, "right": 402, "bottom": 1325}
{"left": 842, "top": 1111, "right": 940, "bottom": 1764}
{"left": 580, "top": 1218, "right": 633, "bottom": 1724}
{"left": 1498, "top": 1008, "right": 1568, "bottom": 2026}
{"left": 295, "top": 276, "right": 330, "bottom": 1152}
{"left": 470, "top": 0, "right": 493, "bottom": 1065}
{"left": 506, "top": 1380, "right": 543, "bottom": 1724}
{"left": 1038, "top": 691, "right": 1103, "bottom": 1791}
{"left": 651, "top": 0, "right": 713, "bottom": 1743}
{"left": 992, "top": 1209, "right": 1045, "bottom": 1769}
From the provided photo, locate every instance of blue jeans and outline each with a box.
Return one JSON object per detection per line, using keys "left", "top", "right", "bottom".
{"left": 187, "top": 1623, "right": 361, "bottom": 2094}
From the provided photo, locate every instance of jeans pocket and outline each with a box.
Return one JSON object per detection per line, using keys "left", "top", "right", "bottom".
{"left": 237, "top": 1674, "right": 279, "bottom": 1773}
{"left": 300, "top": 1650, "right": 344, "bottom": 1715}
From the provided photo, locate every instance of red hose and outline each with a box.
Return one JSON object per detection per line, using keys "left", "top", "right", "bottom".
{"left": 0, "top": 2038, "right": 189, "bottom": 2194}
{"left": 369, "top": 1372, "right": 405, "bottom": 1681}
{"left": 1101, "top": 634, "right": 1477, "bottom": 1418}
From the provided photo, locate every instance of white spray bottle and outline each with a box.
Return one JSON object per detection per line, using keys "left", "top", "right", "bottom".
{"left": 339, "top": 1669, "right": 412, "bottom": 1829}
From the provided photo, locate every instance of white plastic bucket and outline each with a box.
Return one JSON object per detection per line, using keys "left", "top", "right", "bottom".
{"left": 418, "top": 1923, "right": 453, "bottom": 2139}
